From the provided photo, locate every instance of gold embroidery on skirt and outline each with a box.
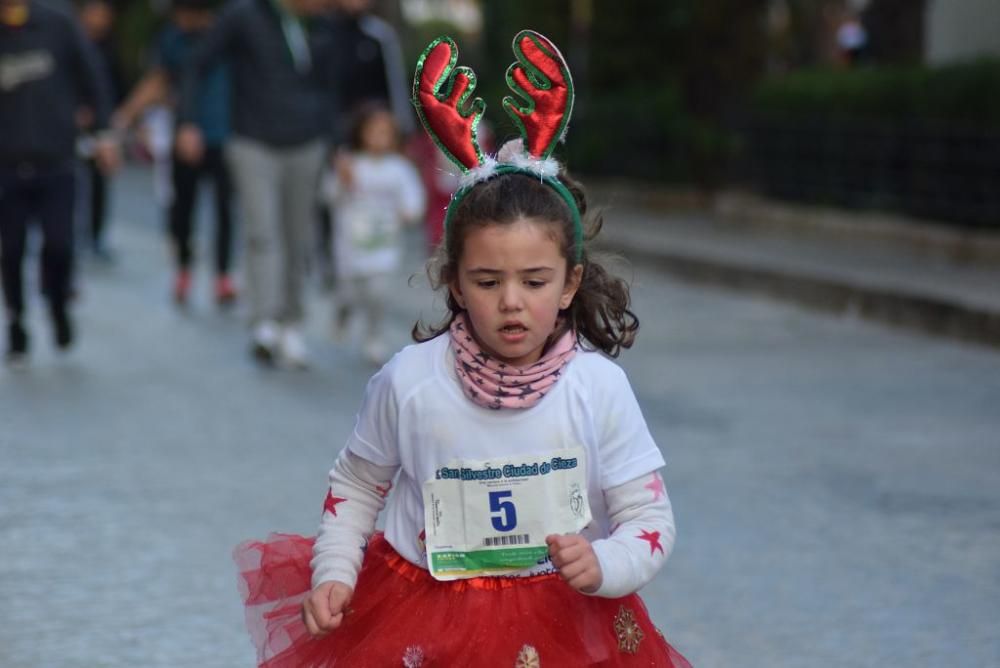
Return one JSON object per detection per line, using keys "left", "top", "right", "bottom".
{"left": 614, "top": 606, "right": 645, "bottom": 654}
{"left": 515, "top": 644, "right": 541, "bottom": 668}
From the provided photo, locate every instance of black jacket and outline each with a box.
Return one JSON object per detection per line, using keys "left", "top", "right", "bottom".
{"left": 333, "top": 12, "right": 414, "bottom": 135}
{"left": 0, "top": 2, "right": 112, "bottom": 166}
{"left": 179, "top": 0, "right": 340, "bottom": 147}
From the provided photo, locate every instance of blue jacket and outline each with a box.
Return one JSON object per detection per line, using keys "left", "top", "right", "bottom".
{"left": 157, "top": 24, "right": 231, "bottom": 147}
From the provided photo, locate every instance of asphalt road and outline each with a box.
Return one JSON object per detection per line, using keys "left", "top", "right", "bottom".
{"left": 1, "top": 167, "right": 998, "bottom": 667}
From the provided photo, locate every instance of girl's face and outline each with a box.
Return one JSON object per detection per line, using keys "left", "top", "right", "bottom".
{"left": 360, "top": 111, "right": 397, "bottom": 155}
{"left": 450, "top": 218, "right": 583, "bottom": 368}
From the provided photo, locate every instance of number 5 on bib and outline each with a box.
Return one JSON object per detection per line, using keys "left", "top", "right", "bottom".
{"left": 422, "top": 448, "right": 591, "bottom": 580}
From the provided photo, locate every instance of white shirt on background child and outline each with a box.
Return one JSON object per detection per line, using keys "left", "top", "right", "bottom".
{"left": 320, "top": 153, "right": 425, "bottom": 278}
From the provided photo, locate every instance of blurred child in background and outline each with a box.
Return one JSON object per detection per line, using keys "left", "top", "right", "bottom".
{"left": 320, "top": 103, "right": 424, "bottom": 364}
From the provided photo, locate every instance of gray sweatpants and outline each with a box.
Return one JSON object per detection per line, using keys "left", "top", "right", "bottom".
{"left": 226, "top": 137, "right": 325, "bottom": 325}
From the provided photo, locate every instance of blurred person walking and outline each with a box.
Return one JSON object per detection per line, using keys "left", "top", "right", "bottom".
{"left": 314, "top": 0, "right": 413, "bottom": 289}
{"left": 331, "top": 0, "right": 412, "bottom": 137}
{"left": 114, "top": 0, "right": 237, "bottom": 308}
{"left": 76, "top": 0, "right": 124, "bottom": 262}
{"left": 320, "top": 103, "right": 424, "bottom": 365}
{"left": 177, "top": 0, "right": 339, "bottom": 368}
{"left": 0, "top": 0, "right": 118, "bottom": 367}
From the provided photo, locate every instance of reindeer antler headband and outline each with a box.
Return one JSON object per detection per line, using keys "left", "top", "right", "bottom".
{"left": 413, "top": 30, "right": 583, "bottom": 261}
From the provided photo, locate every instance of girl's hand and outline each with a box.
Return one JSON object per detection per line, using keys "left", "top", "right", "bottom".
{"left": 546, "top": 534, "right": 603, "bottom": 594}
{"left": 302, "top": 580, "right": 354, "bottom": 637}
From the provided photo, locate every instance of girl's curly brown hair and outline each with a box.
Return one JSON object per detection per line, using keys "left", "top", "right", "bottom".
{"left": 413, "top": 171, "right": 639, "bottom": 357}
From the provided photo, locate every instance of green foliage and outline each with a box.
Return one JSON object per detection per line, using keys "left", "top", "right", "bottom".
{"left": 113, "top": 1, "right": 165, "bottom": 85}
{"left": 752, "top": 59, "right": 1000, "bottom": 127}
{"left": 402, "top": 19, "right": 468, "bottom": 73}
{"left": 564, "top": 85, "right": 736, "bottom": 185}
{"left": 475, "top": 0, "right": 768, "bottom": 185}
{"left": 921, "top": 59, "right": 1000, "bottom": 124}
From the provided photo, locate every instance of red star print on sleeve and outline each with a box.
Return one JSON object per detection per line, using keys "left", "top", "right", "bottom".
{"left": 644, "top": 473, "right": 666, "bottom": 501}
{"left": 323, "top": 490, "right": 347, "bottom": 516}
{"left": 636, "top": 529, "right": 664, "bottom": 556}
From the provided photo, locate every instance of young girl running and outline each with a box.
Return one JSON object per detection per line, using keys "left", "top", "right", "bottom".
{"left": 234, "top": 31, "right": 690, "bottom": 667}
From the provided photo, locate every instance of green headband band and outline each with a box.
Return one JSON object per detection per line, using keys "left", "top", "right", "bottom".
{"left": 443, "top": 166, "right": 584, "bottom": 263}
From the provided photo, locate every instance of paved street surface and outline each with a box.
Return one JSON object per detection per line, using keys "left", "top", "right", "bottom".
{"left": 2, "top": 167, "right": 998, "bottom": 667}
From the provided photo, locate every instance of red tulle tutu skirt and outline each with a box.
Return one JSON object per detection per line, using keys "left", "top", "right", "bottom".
{"left": 234, "top": 532, "right": 691, "bottom": 667}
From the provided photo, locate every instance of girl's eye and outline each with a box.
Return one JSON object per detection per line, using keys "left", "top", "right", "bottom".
{"left": 525, "top": 280, "right": 547, "bottom": 288}
{"left": 477, "top": 280, "right": 497, "bottom": 289}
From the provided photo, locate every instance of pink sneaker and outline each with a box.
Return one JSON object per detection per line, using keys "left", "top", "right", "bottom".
{"left": 215, "top": 274, "right": 238, "bottom": 306}
{"left": 173, "top": 270, "right": 192, "bottom": 305}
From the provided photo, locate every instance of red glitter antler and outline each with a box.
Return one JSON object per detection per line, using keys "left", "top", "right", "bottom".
{"left": 502, "top": 30, "right": 575, "bottom": 160}
{"left": 412, "top": 36, "right": 486, "bottom": 172}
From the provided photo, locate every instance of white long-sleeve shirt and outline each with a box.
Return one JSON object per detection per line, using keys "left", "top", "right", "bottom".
{"left": 311, "top": 450, "right": 674, "bottom": 597}
{"left": 311, "top": 336, "right": 677, "bottom": 598}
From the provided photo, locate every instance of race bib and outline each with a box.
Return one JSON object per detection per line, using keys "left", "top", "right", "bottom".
{"left": 422, "top": 448, "right": 591, "bottom": 580}
{"left": 345, "top": 202, "right": 394, "bottom": 251}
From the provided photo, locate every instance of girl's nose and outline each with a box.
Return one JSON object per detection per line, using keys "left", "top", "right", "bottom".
{"left": 499, "top": 284, "right": 523, "bottom": 311}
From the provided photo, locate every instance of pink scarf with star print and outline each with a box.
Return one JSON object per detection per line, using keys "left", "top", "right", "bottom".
{"left": 449, "top": 312, "right": 577, "bottom": 410}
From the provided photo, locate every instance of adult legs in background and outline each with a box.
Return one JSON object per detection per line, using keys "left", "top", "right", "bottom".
{"left": 226, "top": 138, "right": 283, "bottom": 361}
{"left": 277, "top": 141, "right": 324, "bottom": 325}
{"left": 275, "top": 140, "right": 325, "bottom": 367}
{"left": 0, "top": 165, "right": 77, "bottom": 364}
{"left": 168, "top": 152, "right": 201, "bottom": 304}
{"left": 206, "top": 145, "right": 236, "bottom": 305}
{"left": 87, "top": 158, "right": 111, "bottom": 259}
{"left": 0, "top": 168, "right": 33, "bottom": 363}
{"left": 37, "top": 167, "right": 77, "bottom": 350}
{"left": 315, "top": 204, "right": 335, "bottom": 291}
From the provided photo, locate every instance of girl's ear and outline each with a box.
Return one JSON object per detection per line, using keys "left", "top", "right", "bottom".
{"left": 559, "top": 264, "right": 584, "bottom": 310}
{"left": 449, "top": 278, "right": 467, "bottom": 309}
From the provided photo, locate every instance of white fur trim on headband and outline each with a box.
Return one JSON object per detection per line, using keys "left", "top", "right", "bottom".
{"left": 458, "top": 155, "right": 498, "bottom": 189}
{"left": 497, "top": 138, "right": 560, "bottom": 178}
{"left": 458, "top": 139, "right": 561, "bottom": 189}
{"left": 496, "top": 138, "right": 526, "bottom": 164}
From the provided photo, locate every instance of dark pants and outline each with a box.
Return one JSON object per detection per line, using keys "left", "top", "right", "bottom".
{"left": 0, "top": 164, "right": 76, "bottom": 323}
{"left": 169, "top": 145, "right": 234, "bottom": 275}
{"left": 86, "top": 158, "right": 108, "bottom": 249}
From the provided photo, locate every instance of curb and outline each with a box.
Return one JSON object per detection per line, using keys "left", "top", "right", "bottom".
{"left": 588, "top": 181, "right": 1000, "bottom": 265}
{"left": 713, "top": 191, "right": 1000, "bottom": 266}
{"left": 596, "top": 236, "right": 1000, "bottom": 350}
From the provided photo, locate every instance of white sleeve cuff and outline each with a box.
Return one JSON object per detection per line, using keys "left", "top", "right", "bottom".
{"left": 310, "top": 449, "right": 398, "bottom": 589}
{"left": 584, "top": 470, "right": 676, "bottom": 599}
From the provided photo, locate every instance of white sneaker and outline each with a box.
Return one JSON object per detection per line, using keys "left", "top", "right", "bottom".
{"left": 251, "top": 320, "right": 281, "bottom": 364}
{"left": 280, "top": 326, "right": 310, "bottom": 369}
